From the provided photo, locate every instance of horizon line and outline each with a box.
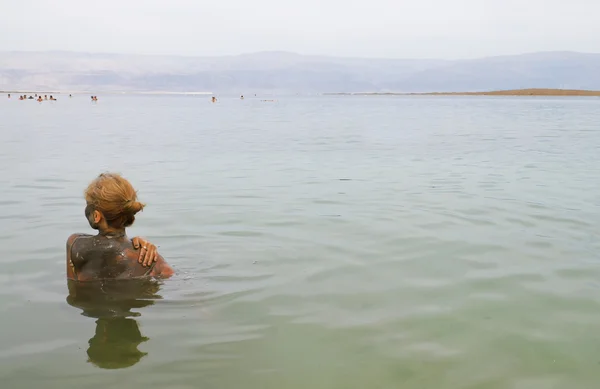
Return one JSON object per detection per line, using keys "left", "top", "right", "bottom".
{"left": 1, "top": 49, "right": 598, "bottom": 62}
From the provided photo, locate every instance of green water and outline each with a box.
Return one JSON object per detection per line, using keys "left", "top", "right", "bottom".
{"left": 1, "top": 95, "right": 599, "bottom": 388}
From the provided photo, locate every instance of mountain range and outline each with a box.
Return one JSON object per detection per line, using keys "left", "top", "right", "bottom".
{"left": 1, "top": 50, "right": 599, "bottom": 93}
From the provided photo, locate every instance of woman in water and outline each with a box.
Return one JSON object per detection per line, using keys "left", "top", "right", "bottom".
{"left": 66, "top": 173, "right": 173, "bottom": 281}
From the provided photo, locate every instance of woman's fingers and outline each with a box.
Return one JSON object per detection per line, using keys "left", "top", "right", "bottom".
{"left": 138, "top": 246, "right": 147, "bottom": 264}
{"left": 133, "top": 237, "right": 149, "bottom": 264}
{"left": 132, "top": 237, "right": 141, "bottom": 249}
{"left": 144, "top": 245, "right": 158, "bottom": 267}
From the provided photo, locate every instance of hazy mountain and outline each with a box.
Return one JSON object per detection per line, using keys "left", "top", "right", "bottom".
{"left": 1, "top": 51, "right": 599, "bottom": 93}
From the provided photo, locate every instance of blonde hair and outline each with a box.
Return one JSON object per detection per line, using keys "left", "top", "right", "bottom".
{"left": 84, "top": 173, "right": 145, "bottom": 228}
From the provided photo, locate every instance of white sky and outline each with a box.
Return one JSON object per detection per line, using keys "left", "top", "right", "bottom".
{"left": 1, "top": 0, "right": 599, "bottom": 59}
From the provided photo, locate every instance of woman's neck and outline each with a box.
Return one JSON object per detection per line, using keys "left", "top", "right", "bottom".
{"left": 98, "top": 227, "right": 126, "bottom": 238}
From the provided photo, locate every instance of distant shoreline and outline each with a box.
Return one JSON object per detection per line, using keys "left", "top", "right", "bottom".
{"left": 0, "top": 91, "right": 213, "bottom": 95}
{"left": 325, "top": 89, "right": 600, "bottom": 97}
{"left": 1, "top": 91, "right": 63, "bottom": 94}
{"left": 5, "top": 88, "right": 600, "bottom": 97}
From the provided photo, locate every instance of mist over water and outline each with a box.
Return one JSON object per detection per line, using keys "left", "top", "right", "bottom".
{"left": 1, "top": 95, "right": 599, "bottom": 388}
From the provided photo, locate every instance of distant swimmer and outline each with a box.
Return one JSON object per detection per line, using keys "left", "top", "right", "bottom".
{"left": 211, "top": 96, "right": 217, "bottom": 103}
{"left": 240, "top": 95, "right": 244, "bottom": 99}
{"left": 19, "top": 95, "right": 23, "bottom": 100}
{"left": 7, "top": 94, "right": 10, "bottom": 98}
{"left": 50, "top": 95, "right": 57, "bottom": 101}
{"left": 69, "top": 94, "right": 72, "bottom": 98}
{"left": 44, "top": 95, "right": 48, "bottom": 100}
{"left": 37, "top": 96, "right": 43, "bottom": 102}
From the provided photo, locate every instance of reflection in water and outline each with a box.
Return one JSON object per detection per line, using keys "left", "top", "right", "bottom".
{"left": 66, "top": 279, "right": 163, "bottom": 369}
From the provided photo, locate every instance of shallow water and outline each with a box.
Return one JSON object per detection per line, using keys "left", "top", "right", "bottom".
{"left": 1, "top": 94, "right": 600, "bottom": 388}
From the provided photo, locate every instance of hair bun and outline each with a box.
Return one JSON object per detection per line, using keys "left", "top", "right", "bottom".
{"left": 125, "top": 199, "right": 145, "bottom": 214}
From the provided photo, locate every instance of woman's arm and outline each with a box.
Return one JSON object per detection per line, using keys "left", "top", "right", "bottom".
{"left": 129, "top": 237, "right": 173, "bottom": 278}
{"left": 66, "top": 233, "right": 90, "bottom": 280}
{"left": 149, "top": 254, "right": 174, "bottom": 279}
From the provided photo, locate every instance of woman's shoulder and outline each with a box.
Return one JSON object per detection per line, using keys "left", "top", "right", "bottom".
{"left": 67, "top": 233, "right": 94, "bottom": 249}
{"left": 66, "top": 233, "right": 93, "bottom": 247}
{"left": 67, "top": 233, "right": 93, "bottom": 240}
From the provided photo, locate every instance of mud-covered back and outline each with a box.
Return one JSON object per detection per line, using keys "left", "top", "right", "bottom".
{"left": 69, "top": 235, "right": 153, "bottom": 281}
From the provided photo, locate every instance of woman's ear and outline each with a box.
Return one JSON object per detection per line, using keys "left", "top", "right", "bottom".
{"left": 93, "top": 210, "right": 103, "bottom": 224}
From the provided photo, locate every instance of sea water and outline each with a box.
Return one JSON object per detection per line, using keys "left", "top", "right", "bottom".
{"left": 0, "top": 94, "right": 599, "bottom": 388}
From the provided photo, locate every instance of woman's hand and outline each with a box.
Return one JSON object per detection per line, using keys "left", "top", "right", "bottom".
{"left": 131, "top": 237, "right": 159, "bottom": 267}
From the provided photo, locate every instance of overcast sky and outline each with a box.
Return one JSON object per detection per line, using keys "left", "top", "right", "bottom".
{"left": 1, "top": 0, "right": 599, "bottom": 59}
